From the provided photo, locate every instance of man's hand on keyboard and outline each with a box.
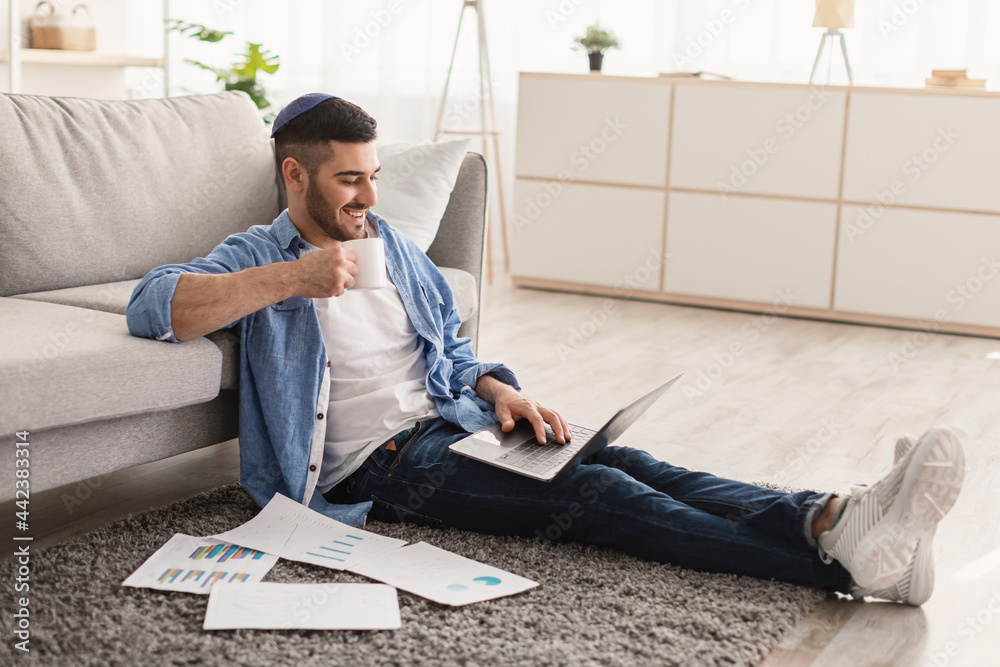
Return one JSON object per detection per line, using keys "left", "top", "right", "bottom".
{"left": 492, "top": 387, "right": 571, "bottom": 445}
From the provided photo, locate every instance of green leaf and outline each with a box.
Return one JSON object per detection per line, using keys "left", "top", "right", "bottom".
{"left": 185, "top": 59, "right": 234, "bottom": 83}
{"left": 198, "top": 29, "right": 230, "bottom": 43}
{"left": 573, "top": 24, "right": 620, "bottom": 53}
{"left": 225, "top": 79, "right": 270, "bottom": 110}
{"left": 231, "top": 43, "right": 280, "bottom": 81}
{"left": 167, "top": 20, "right": 232, "bottom": 43}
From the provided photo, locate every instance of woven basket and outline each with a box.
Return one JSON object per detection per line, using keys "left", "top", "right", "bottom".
{"left": 30, "top": 2, "right": 96, "bottom": 51}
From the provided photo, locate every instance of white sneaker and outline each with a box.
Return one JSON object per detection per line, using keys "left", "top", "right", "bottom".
{"left": 850, "top": 435, "right": 935, "bottom": 606}
{"left": 849, "top": 526, "right": 935, "bottom": 605}
{"left": 818, "top": 427, "right": 964, "bottom": 590}
{"left": 894, "top": 434, "right": 918, "bottom": 466}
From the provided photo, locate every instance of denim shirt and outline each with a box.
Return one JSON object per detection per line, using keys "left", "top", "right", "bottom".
{"left": 126, "top": 210, "right": 519, "bottom": 526}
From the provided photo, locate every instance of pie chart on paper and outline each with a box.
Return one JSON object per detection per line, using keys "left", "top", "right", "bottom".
{"left": 473, "top": 576, "right": 502, "bottom": 586}
{"left": 446, "top": 576, "right": 503, "bottom": 592}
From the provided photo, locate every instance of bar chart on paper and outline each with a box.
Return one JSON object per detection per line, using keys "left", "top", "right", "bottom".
{"left": 190, "top": 543, "right": 267, "bottom": 564}
{"left": 305, "top": 532, "right": 369, "bottom": 564}
{"left": 122, "top": 534, "right": 279, "bottom": 595}
{"left": 156, "top": 568, "right": 251, "bottom": 589}
{"left": 210, "top": 493, "right": 407, "bottom": 570}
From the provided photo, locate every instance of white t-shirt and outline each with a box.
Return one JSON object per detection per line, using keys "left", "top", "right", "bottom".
{"left": 300, "top": 224, "right": 440, "bottom": 494}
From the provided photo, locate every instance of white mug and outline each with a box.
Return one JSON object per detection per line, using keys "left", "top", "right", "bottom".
{"left": 342, "top": 237, "right": 387, "bottom": 290}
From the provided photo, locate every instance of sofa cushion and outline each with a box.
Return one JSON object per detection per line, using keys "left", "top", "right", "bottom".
{"left": 0, "top": 298, "right": 222, "bottom": 433}
{"left": 9, "top": 279, "right": 139, "bottom": 315}
{"left": 9, "top": 267, "right": 478, "bottom": 391}
{"left": 373, "top": 138, "right": 471, "bottom": 252}
{"left": 0, "top": 91, "right": 280, "bottom": 297}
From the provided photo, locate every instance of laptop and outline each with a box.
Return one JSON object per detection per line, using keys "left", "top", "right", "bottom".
{"left": 448, "top": 373, "right": 683, "bottom": 482}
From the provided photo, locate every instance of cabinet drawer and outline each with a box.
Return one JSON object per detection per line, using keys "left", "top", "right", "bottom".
{"left": 510, "top": 179, "right": 665, "bottom": 291}
{"left": 670, "top": 84, "right": 846, "bottom": 200}
{"left": 834, "top": 206, "right": 1000, "bottom": 327}
{"left": 515, "top": 76, "right": 671, "bottom": 187}
{"left": 664, "top": 192, "right": 836, "bottom": 308}
{"left": 843, "top": 92, "right": 1000, "bottom": 214}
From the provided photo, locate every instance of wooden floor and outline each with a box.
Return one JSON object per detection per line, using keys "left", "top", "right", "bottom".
{"left": 5, "top": 278, "right": 1000, "bottom": 666}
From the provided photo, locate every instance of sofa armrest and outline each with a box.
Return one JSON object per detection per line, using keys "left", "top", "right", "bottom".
{"left": 426, "top": 153, "right": 487, "bottom": 350}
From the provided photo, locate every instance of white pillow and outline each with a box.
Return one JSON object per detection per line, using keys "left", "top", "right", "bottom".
{"left": 373, "top": 138, "right": 471, "bottom": 252}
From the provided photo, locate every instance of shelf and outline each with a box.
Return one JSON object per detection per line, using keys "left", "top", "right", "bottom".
{"left": 0, "top": 49, "right": 162, "bottom": 68}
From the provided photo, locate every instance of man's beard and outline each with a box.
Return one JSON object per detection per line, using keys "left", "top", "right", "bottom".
{"left": 304, "top": 179, "right": 366, "bottom": 242}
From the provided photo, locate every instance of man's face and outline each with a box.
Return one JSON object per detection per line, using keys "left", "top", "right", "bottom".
{"left": 303, "top": 140, "right": 380, "bottom": 243}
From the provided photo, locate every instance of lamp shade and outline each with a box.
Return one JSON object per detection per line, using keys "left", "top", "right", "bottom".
{"left": 813, "top": 0, "right": 854, "bottom": 29}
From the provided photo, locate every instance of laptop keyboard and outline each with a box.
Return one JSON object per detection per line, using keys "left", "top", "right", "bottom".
{"left": 496, "top": 424, "right": 598, "bottom": 474}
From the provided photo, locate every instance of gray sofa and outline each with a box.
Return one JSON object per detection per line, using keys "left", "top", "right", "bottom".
{"left": 0, "top": 91, "right": 487, "bottom": 501}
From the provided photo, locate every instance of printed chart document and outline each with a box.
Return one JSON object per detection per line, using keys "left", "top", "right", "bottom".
{"left": 347, "top": 542, "right": 539, "bottom": 606}
{"left": 203, "top": 582, "right": 401, "bottom": 631}
{"left": 122, "top": 533, "right": 278, "bottom": 594}
{"left": 210, "top": 493, "right": 406, "bottom": 570}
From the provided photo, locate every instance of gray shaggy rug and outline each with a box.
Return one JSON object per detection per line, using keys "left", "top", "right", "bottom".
{"left": 0, "top": 483, "right": 825, "bottom": 666}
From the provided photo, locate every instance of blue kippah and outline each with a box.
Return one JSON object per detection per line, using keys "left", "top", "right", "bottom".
{"left": 270, "top": 93, "right": 340, "bottom": 138}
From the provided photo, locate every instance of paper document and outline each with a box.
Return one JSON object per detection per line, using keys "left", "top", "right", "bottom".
{"left": 347, "top": 542, "right": 539, "bottom": 606}
{"left": 204, "top": 582, "right": 401, "bottom": 630}
{"left": 210, "top": 493, "right": 406, "bottom": 570}
{"left": 122, "top": 533, "right": 278, "bottom": 594}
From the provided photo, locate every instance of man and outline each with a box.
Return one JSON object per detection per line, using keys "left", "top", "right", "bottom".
{"left": 127, "top": 93, "right": 965, "bottom": 606}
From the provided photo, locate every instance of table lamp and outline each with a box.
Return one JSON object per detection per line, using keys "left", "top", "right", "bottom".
{"left": 809, "top": 0, "right": 855, "bottom": 84}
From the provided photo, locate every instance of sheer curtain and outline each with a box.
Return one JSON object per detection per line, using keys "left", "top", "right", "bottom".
{"left": 159, "top": 0, "right": 1000, "bottom": 264}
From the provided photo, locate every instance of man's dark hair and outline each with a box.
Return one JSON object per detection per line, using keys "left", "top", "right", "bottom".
{"left": 273, "top": 97, "right": 378, "bottom": 176}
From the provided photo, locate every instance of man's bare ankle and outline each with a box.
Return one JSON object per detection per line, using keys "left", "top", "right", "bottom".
{"left": 812, "top": 496, "right": 843, "bottom": 539}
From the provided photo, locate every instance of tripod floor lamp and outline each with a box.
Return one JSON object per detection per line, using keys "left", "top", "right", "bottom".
{"left": 432, "top": 0, "right": 510, "bottom": 283}
{"left": 809, "top": 0, "right": 855, "bottom": 85}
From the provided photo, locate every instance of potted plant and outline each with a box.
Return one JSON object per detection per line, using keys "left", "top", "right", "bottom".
{"left": 573, "top": 24, "right": 620, "bottom": 73}
{"left": 167, "top": 20, "right": 280, "bottom": 119}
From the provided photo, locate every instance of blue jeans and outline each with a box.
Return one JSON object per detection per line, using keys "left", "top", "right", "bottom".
{"left": 324, "top": 417, "right": 853, "bottom": 593}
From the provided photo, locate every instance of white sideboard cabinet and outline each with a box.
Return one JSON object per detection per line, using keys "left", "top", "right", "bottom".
{"left": 511, "top": 72, "right": 1000, "bottom": 338}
